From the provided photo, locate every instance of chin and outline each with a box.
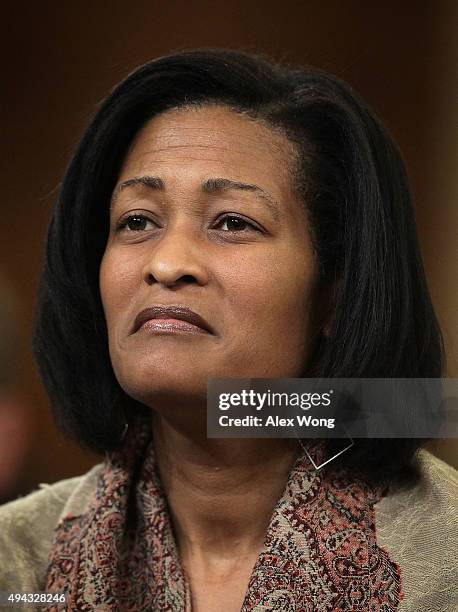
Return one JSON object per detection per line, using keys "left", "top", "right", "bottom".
{"left": 118, "top": 365, "right": 209, "bottom": 408}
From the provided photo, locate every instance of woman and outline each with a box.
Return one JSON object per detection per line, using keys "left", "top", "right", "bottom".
{"left": 0, "top": 48, "right": 456, "bottom": 611}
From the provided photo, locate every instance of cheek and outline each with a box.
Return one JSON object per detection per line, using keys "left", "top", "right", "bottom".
{"left": 223, "top": 247, "right": 317, "bottom": 337}
{"left": 219, "top": 253, "right": 316, "bottom": 378}
{"left": 99, "top": 250, "right": 139, "bottom": 332}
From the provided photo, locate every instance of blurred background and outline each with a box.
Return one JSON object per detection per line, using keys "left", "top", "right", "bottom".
{"left": 1, "top": 0, "right": 457, "bottom": 501}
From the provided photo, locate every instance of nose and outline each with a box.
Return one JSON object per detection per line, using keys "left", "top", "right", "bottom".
{"left": 141, "top": 224, "right": 209, "bottom": 288}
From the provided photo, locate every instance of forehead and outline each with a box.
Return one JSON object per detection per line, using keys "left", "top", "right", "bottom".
{"left": 117, "top": 105, "right": 300, "bottom": 198}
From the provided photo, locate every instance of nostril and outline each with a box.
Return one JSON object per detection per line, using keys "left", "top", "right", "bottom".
{"left": 168, "top": 275, "right": 197, "bottom": 288}
{"left": 146, "top": 273, "right": 197, "bottom": 287}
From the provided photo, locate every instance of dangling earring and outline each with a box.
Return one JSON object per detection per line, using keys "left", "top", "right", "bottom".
{"left": 296, "top": 437, "right": 354, "bottom": 470}
{"left": 120, "top": 421, "right": 129, "bottom": 442}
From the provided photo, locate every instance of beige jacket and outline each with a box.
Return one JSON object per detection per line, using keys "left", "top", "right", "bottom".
{"left": 0, "top": 448, "right": 457, "bottom": 611}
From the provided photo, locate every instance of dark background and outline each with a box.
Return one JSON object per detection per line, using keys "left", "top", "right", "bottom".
{"left": 1, "top": 0, "right": 456, "bottom": 497}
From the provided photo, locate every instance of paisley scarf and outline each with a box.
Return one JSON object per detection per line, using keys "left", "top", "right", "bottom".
{"left": 44, "top": 420, "right": 403, "bottom": 611}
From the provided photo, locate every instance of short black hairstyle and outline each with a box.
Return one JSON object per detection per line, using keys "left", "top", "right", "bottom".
{"left": 33, "top": 47, "right": 444, "bottom": 486}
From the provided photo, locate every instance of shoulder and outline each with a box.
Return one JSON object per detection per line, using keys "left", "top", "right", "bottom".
{"left": 0, "top": 462, "right": 103, "bottom": 593}
{"left": 416, "top": 445, "right": 458, "bottom": 493}
{"left": 376, "top": 447, "right": 457, "bottom": 522}
{"left": 375, "top": 448, "right": 458, "bottom": 611}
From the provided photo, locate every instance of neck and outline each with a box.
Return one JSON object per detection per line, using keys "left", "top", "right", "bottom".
{"left": 151, "top": 410, "right": 300, "bottom": 567}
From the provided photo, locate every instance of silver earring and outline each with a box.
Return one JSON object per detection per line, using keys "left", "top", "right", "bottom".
{"left": 297, "top": 437, "right": 354, "bottom": 470}
{"left": 121, "top": 422, "right": 129, "bottom": 441}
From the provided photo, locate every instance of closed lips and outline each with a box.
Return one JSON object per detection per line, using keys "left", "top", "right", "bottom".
{"left": 132, "top": 306, "right": 214, "bottom": 334}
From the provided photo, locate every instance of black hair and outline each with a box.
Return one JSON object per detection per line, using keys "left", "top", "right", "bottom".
{"left": 33, "top": 47, "right": 444, "bottom": 486}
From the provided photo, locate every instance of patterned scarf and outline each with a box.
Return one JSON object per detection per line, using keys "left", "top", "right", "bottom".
{"left": 44, "top": 420, "right": 403, "bottom": 611}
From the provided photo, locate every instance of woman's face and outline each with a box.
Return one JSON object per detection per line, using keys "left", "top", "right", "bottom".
{"left": 100, "top": 105, "right": 320, "bottom": 410}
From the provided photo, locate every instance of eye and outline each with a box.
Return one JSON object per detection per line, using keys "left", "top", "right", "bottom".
{"left": 116, "top": 214, "right": 156, "bottom": 232}
{"left": 215, "top": 215, "right": 260, "bottom": 233}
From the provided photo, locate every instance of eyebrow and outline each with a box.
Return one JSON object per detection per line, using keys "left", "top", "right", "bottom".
{"left": 110, "top": 175, "right": 280, "bottom": 221}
